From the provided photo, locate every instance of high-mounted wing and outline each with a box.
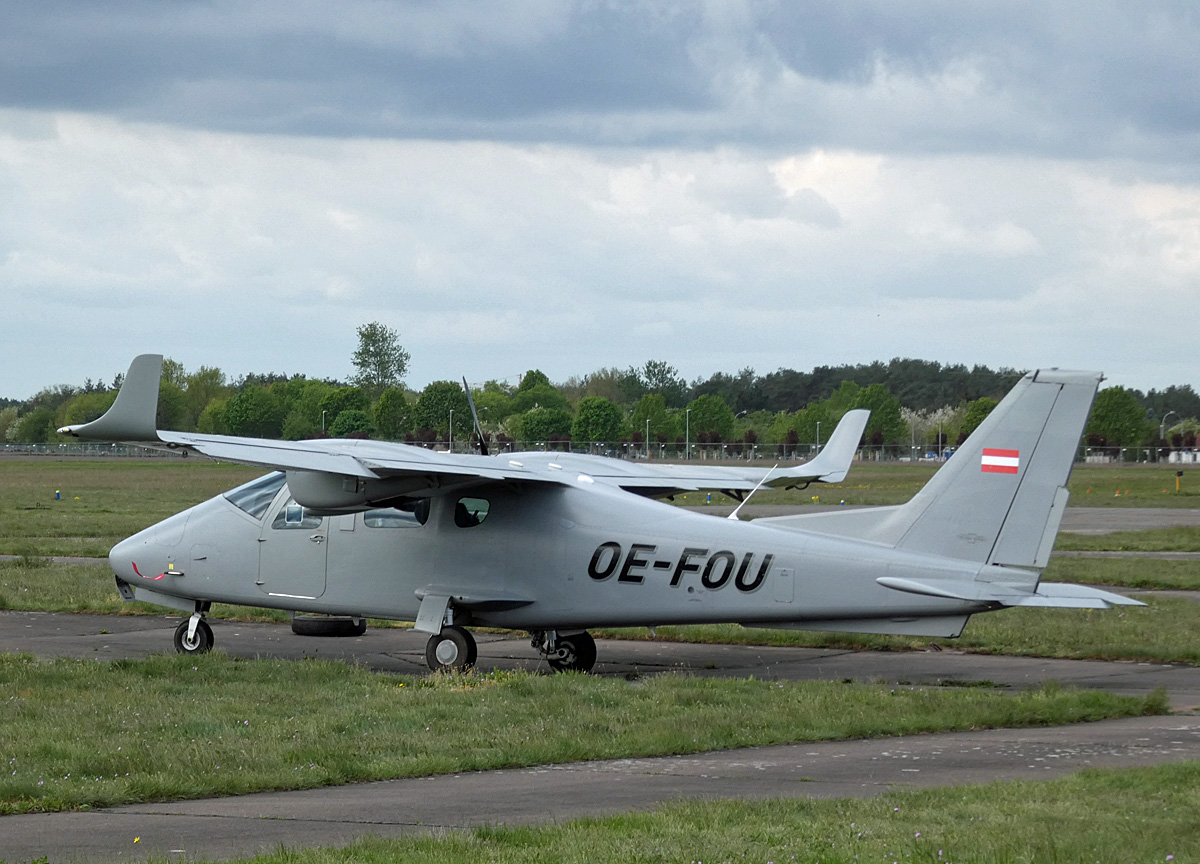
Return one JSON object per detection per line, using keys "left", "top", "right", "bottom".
{"left": 60, "top": 355, "right": 866, "bottom": 507}
{"left": 502, "top": 408, "right": 868, "bottom": 498}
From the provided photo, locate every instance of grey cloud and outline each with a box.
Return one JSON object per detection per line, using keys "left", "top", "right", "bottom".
{"left": 2, "top": 1, "right": 1199, "bottom": 163}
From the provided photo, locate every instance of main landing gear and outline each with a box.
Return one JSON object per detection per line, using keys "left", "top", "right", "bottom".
{"left": 533, "top": 630, "right": 597, "bottom": 673}
{"left": 425, "top": 625, "right": 478, "bottom": 672}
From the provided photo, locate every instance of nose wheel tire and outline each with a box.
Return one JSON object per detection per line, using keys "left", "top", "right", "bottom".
{"left": 173, "top": 619, "right": 214, "bottom": 654}
{"left": 425, "top": 626, "right": 477, "bottom": 672}
{"left": 548, "top": 631, "right": 597, "bottom": 673}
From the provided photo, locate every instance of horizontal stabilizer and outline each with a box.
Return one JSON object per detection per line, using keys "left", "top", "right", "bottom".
{"left": 877, "top": 576, "right": 1143, "bottom": 609}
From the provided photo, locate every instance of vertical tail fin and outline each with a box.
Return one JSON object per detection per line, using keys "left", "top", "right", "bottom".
{"left": 761, "top": 369, "right": 1102, "bottom": 571}
{"left": 889, "top": 369, "right": 1101, "bottom": 566}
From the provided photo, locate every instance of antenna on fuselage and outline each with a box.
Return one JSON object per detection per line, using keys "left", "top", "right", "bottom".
{"left": 462, "top": 377, "right": 489, "bottom": 456}
{"left": 728, "top": 463, "right": 778, "bottom": 521}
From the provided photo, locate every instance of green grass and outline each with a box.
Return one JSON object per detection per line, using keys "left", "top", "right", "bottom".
{"left": 0, "top": 653, "right": 1164, "bottom": 815}
{"left": 1055, "top": 524, "right": 1200, "bottom": 551}
{"left": 1044, "top": 555, "right": 1200, "bottom": 590}
{"left": 151, "top": 761, "right": 1200, "bottom": 864}
{"left": 0, "top": 460, "right": 261, "bottom": 557}
{"left": 598, "top": 595, "right": 1200, "bottom": 664}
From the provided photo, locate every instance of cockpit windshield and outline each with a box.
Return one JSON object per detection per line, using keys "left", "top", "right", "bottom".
{"left": 223, "top": 471, "right": 287, "bottom": 519}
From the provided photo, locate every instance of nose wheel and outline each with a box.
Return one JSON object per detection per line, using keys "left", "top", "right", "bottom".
{"left": 425, "top": 626, "right": 477, "bottom": 672}
{"left": 173, "top": 617, "right": 214, "bottom": 654}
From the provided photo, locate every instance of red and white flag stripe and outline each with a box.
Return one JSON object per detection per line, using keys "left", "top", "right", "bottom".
{"left": 981, "top": 448, "right": 1019, "bottom": 474}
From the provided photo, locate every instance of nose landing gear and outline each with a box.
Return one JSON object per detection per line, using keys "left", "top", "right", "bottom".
{"left": 173, "top": 614, "right": 214, "bottom": 654}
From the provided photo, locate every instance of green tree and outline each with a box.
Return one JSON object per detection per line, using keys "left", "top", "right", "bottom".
{"left": 223, "top": 388, "right": 285, "bottom": 438}
{"left": 520, "top": 406, "right": 574, "bottom": 441}
{"left": 572, "top": 397, "right": 625, "bottom": 444}
{"left": 413, "top": 381, "right": 471, "bottom": 438}
{"left": 1088, "top": 386, "right": 1151, "bottom": 446}
{"left": 825, "top": 380, "right": 861, "bottom": 420}
{"left": 197, "top": 399, "right": 228, "bottom": 435}
{"left": 156, "top": 381, "right": 189, "bottom": 431}
{"left": 374, "top": 388, "right": 413, "bottom": 440}
{"left": 351, "top": 322, "right": 410, "bottom": 401}
{"left": 853, "top": 383, "right": 906, "bottom": 444}
{"left": 319, "top": 387, "right": 369, "bottom": 430}
{"left": 0, "top": 406, "right": 17, "bottom": 441}
{"left": 184, "top": 366, "right": 227, "bottom": 429}
{"left": 959, "top": 397, "right": 999, "bottom": 442}
{"left": 12, "top": 407, "right": 56, "bottom": 443}
{"left": 55, "top": 391, "right": 117, "bottom": 429}
{"left": 329, "top": 409, "right": 373, "bottom": 438}
{"left": 685, "top": 394, "right": 735, "bottom": 441}
{"left": 631, "top": 394, "right": 680, "bottom": 441}
{"left": 472, "top": 388, "right": 515, "bottom": 427}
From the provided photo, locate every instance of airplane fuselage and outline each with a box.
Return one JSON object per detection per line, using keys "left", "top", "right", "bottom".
{"left": 110, "top": 474, "right": 987, "bottom": 639}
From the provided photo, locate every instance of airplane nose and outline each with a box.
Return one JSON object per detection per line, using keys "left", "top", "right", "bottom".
{"left": 109, "top": 536, "right": 138, "bottom": 581}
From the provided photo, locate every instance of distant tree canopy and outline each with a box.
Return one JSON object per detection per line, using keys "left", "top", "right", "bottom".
{"left": 5, "top": 341, "right": 1196, "bottom": 455}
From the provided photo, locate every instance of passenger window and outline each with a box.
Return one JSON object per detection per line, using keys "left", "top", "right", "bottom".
{"left": 454, "top": 497, "right": 490, "bottom": 528}
{"left": 224, "top": 472, "right": 286, "bottom": 519}
{"left": 271, "top": 499, "right": 323, "bottom": 530}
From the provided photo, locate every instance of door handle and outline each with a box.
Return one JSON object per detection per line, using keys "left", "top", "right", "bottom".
{"left": 309, "top": 534, "right": 325, "bottom": 544}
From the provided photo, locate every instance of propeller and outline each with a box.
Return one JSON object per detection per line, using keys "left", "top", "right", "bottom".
{"left": 462, "top": 377, "right": 489, "bottom": 456}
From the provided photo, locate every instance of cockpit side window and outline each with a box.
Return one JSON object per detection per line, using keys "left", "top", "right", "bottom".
{"left": 224, "top": 472, "right": 287, "bottom": 519}
{"left": 454, "top": 497, "right": 490, "bottom": 528}
{"left": 271, "top": 498, "right": 323, "bottom": 530}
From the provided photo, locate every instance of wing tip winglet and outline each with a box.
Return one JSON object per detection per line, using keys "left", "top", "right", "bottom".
{"left": 58, "top": 354, "right": 163, "bottom": 442}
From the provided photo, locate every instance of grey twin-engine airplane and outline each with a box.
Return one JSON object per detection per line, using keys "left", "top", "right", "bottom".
{"left": 60, "top": 356, "right": 1139, "bottom": 672}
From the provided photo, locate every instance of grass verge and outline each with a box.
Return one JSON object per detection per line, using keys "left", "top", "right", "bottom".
{"left": 1045, "top": 555, "right": 1200, "bottom": 590}
{"left": 156, "top": 762, "right": 1200, "bottom": 864}
{"left": 0, "top": 654, "right": 1165, "bottom": 815}
{"left": 1054, "top": 524, "right": 1200, "bottom": 552}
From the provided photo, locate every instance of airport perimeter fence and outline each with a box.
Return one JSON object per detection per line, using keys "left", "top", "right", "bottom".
{"left": 9, "top": 440, "right": 1197, "bottom": 466}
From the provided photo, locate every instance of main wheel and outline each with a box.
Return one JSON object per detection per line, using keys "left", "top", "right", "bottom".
{"left": 548, "top": 631, "right": 596, "bottom": 673}
{"left": 291, "top": 615, "right": 367, "bottom": 637}
{"left": 173, "top": 619, "right": 214, "bottom": 654}
{"left": 425, "top": 626, "right": 477, "bottom": 672}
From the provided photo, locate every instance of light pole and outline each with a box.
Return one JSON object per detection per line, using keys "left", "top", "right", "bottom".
{"left": 1162, "top": 411, "right": 1180, "bottom": 442}
{"left": 321, "top": 410, "right": 327, "bottom": 433}
{"left": 816, "top": 421, "right": 821, "bottom": 453}
{"left": 449, "top": 409, "right": 454, "bottom": 452}
{"left": 645, "top": 419, "right": 650, "bottom": 459}
{"left": 685, "top": 408, "right": 691, "bottom": 461}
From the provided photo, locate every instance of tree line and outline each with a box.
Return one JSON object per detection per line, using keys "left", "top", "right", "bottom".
{"left": 3, "top": 324, "right": 1197, "bottom": 453}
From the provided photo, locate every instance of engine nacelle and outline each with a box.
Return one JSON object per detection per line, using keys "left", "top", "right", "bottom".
{"left": 285, "top": 470, "right": 432, "bottom": 513}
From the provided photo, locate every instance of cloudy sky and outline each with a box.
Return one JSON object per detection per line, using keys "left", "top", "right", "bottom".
{"left": 3, "top": 1, "right": 1198, "bottom": 400}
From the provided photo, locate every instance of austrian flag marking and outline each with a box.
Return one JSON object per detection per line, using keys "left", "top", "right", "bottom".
{"left": 981, "top": 448, "right": 1020, "bottom": 474}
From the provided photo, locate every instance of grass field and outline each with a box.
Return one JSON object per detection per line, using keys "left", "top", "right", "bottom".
{"left": 0, "top": 460, "right": 260, "bottom": 557}
{"left": 0, "top": 653, "right": 1164, "bottom": 815}
{"left": 135, "top": 762, "right": 1200, "bottom": 864}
